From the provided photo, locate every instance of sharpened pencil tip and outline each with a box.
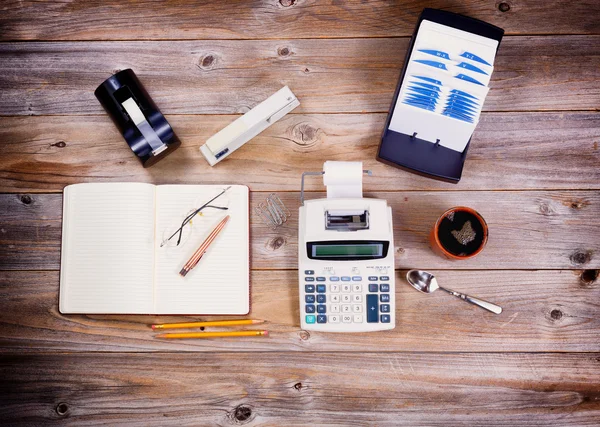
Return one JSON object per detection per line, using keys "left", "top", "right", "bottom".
{"left": 179, "top": 268, "right": 188, "bottom": 277}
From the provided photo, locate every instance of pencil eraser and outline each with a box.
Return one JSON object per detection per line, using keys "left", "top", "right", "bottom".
{"left": 263, "top": 330, "right": 269, "bottom": 337}
{"left": 151, "top": 324, "right": 156, "bottom": 330}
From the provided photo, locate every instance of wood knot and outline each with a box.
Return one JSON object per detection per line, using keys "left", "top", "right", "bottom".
{"left": 299, "top": 330, "right": 310, "bottom": 341}
{"left": 279, "top": 0, "right": 296, "bottom": 7}
{"left": 20, "top": 195, "right": 33, "bottom": 205}
{"left": 580, "top": 269, "right": 598, "bottom": 286}
{"left": 278, "top": 47, "right": 291, "bottom": 57}
{"left": 269, "top": 236, "right": 285, "bottom": 250}
{"left": 303, "top": 68, "right": 310, "bottom": 73}
{"left": 291, "top": 122, "right": 320, "bottom": 146}
{"left": 228, "top": 405, "right": 254, "bottom": 424}
{"left": 396, "top": 247, "right": 405, "bottom": 255}
{"left": 293, "top": 382, "right": 304, "bottom": 391}
{"left": 538, "top": 202, "right": 555, "bottom": 216}
{"left": 570, "top": 200, "right": 585, "bottom": 209}
{"left": 55, "top": 402, "right": 69, "bottom": 416}
{"left": 199, "top": 54, "right": 216, "bottom": 70}
{"left": 550, "top": 309, "right": 563, "bottom": 320}
{"left": 51, "top": 141, "right": 67, "bottom": 148}
{"left": 498, "top": 2, "right": 511, "bottom": 12}
{"left": 570, "top": 249, "right": 592, "bottom": 266}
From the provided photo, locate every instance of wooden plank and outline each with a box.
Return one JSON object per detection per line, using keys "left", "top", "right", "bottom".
{"left": 1, "top": 191, "right": 598, "bottom": 271}
{"left": 1, "top": 1, "right": 599, "bottom": 41}
{"left": 0, "top": 269, "right": 598, "bottom": 352}
{"left": 0, "top": 36, "right": 599, "bottom": 115}
{"left": 1, "top": 352, "right": 599, "bottom": 425}
{"left": 1, "top": 112, "right": 599, "bottom": 192}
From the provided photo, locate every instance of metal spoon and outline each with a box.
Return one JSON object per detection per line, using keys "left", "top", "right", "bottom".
{"left": 406, "top": 270, "right": 502, "bottom": 314}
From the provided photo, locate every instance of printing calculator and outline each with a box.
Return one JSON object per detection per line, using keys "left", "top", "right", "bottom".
{"left": 298, "top": 197, "right": 396, "bottom": 332}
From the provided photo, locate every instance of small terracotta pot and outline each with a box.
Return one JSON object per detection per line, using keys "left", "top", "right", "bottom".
{"left": 429, "top": 206, "right": 488, "bottom": 260}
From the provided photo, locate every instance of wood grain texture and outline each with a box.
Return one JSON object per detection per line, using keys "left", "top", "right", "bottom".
{"left": 1, "top": 36, "right": 599, "bottom": 115}
{"left": 1, "top": 0, "right": 599, "bottom": 41}
{"left": 1, "top": 352, "right": 599, "bottom": 426}
{"left": 1, "top": 112, "right": 599, "bottom": 192}
{"left": 1, "top": 191, "right": 598, "bottom": 271}
{"left": 0, "top": 269, "right": 598, "bottom": 353}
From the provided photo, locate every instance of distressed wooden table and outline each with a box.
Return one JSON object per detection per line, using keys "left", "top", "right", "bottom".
{"left": 1, "top": 1, "right": 599, "bottom": 425}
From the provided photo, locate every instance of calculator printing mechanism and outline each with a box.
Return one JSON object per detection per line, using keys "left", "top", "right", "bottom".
{"left": 298, "top": 163, "right": 395, "bottom": 332}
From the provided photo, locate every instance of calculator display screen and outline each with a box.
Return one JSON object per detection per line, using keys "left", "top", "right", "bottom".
{"left": 307, "top": 240, "right": 389, "bottom": 261}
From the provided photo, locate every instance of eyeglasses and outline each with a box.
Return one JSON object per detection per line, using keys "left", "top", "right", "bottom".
{"left": 160, "top": 186, "right": 231, "bottom": 247}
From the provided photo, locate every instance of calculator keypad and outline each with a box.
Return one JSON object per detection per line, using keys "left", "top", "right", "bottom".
{"left": 303, "top": 274, "right": 392, "bottom": 326}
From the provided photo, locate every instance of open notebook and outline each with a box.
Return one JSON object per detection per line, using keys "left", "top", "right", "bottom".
{"left": 59, "top": 183, "right": 249, "bottom": 315}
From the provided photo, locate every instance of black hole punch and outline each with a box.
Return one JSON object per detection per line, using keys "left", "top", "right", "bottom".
{"left": 56, "top": 402, "right": 69, "bottom": 416}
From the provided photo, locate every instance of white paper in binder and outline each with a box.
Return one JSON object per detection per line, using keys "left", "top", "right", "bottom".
{"left": 323, "top": 161, "right": 364, "bottom": 199}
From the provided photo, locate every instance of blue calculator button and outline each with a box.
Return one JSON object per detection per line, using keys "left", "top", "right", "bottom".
{"left": 305, "top": 285, "right": 315, "bottom": 293}
{"left": 330, "top": 276, "right": 340, "bottom": 282}
{"left": 380, "top": 294, "right": 390, "bottom": 303}
{"left": 369, "top": 283, "right": 379, "bottom": 292}
{"left": 305, "top": 315, "right": 316, "bottom": 324}
{"left": 317, "top": 315, "right": 327, "bottom": 324}
{"left": 305, "top": 277, "right": 315, "bottom": 282}
{"left": 380, "top": 304, "right": 390, "bottom": 313}
{"left": 380, "top": 276, "right": 390, "bottom": 281}
{"left": 317, "top": 304, "right": 326, "bottom": 313}
{"left": 316, "top": 277, "right": 326, "bottom": 282}
{"left": 317, "top": 294, "right": 326, "bottom": 303}
{"left": 305, "top": 295, "right": 315, "bottom": 303}
{"left": 341, "top": 276, "right": 351, "bottom": 282}
{"left": 380, "top": 284, "right": 390, "bottom": 292}
{"left": 352, "top": 276, "right": 362, "bottom": 281}
{"left": 305, "top": 304, "right": 315, "bottom": 313}
{"left": 316, "top": 284, "right": 326, "bottom": 293}
{"left": 380, "top": 314, "right": 391, "bottom": 323}
{"left": 368, "top": 276, "right": 378, "bottom": 281}
{"left": 304, "top": 270, "right": 314, "bottom": 275}
{"left": 367, "top": 294, "right": 379, "bottom": 323}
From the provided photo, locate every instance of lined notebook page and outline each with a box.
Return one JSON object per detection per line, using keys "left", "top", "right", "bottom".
{"left": 59, "top": 183, "right": 156, "bottom": 314}
{"left": 154, "top": 185, "right": 249, "bottom": 314}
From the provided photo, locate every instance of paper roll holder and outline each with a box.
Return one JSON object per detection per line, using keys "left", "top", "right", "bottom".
{"left": 299, "top": 169, "right": 372, "bottom": 205}
{"left": 94, "top": 69, "right": 180, "bottom": 167}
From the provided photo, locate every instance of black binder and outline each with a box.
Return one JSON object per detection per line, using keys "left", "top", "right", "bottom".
{"left": 377, "top": 9, "right": 504, "bottom": 183}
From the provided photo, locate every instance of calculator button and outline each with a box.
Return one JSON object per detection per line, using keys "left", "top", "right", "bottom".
{"left": 317, "top": 315, "right": 327, "bottom": 323}
{"left": 341, "top": 276, "right": 352, "bottom": 282}
{"left": 380, "top": 284, "right": 390, "bottom": 292}
{"left": 342, "top": 314, "right": 352, "bottom": 323}
{"left": 342, "top": 294, "right": 352, "bottom": 303}
{"left": 367, "top": 294, "right": 379, "bottom": 323}
{"left": 380, "top": 304, "right": 390, "bottom": 313}
{"left": 304, "top": 285, "right": 315, "bottom": 293}
{"left": 330, "top": 284, "right": 340, "bottom": 293}
{"left": 380, "top": 276, "right": 390, "bottom": 281}
{"left": 317, "top": 294, "right": 326, "bottom": 303}
{"left": 352, "top": 284, "right": 362, "bottom": 292}
{"left": 330, "top": 276, "right": 340, "bottom": 282}
{"left": 305, "top": 315, "right": 316, "bottom": 324}
{"left": 305, "top": 295, "right": 315, "bottom": 303}
{"left": 352, "top": 276, "right": 362, "bottom": 281}
{"left": 305, "top": 304, "right": 315, "bottom": 313}
{"left": 380, "top": 314, "right": 391, "bottom": 323}
{"left": 342, "top": 304, "right": 351, "bottom": 313}
{"left": 368, "top": 283, "right": 378, "bottom": 292}
{"left": 368, "top": 276, "right": 378, "bottom": 281}
{"left": 330, "top": 304, "right": 340, "bottom": 313}
{"left": 316, "top": 277, "right": 326, "bottom": 282}
{"left": 304, "top": 270, "right": 314, "bottom": 275}
{"left": 380, "top": 294, "right": 390, "bottom": 303}
{"left": 352, "top": 304, "right": 363, "bottom": 313}
{"left": 305, "top": 277, "right": 315, "bottom": 282}
{"left": 331, "top": 294, "right": 340, "bottom": 303}
{"left": 353, "top": 294, "right": 363, "bottom": 303}
{"left": 342, "top": 284, "right": 352, "bottom": 293}
{"left": 329, "top": 315, "right": 340, "bottom": 323}
{"left": 317, "top": 304, "right": 326, "bottom": 313}
{"left": 316, "top": 284, "right": 326, "bottom": 293}
{"left": 353, "top": 314, "right": 364, "bottom": 323}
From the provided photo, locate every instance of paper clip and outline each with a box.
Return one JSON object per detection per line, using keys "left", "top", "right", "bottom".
{"left": 255, "top": 193, "right": 291, "bottom": 229}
